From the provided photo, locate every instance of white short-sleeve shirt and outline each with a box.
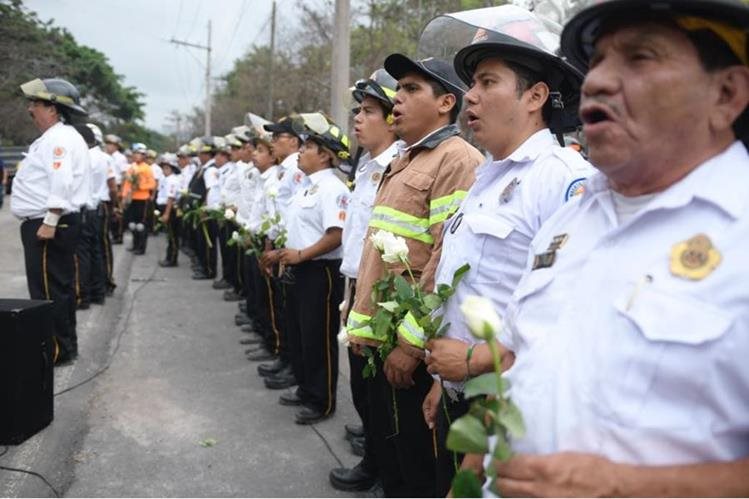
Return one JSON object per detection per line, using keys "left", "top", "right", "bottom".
{"left": 90, "top": 146, "right": 115, "bottom": 204}
{"left": 435, "top": 130, "right": 594, "bottom": 379}
{"left": 11, "top": 121, "right": 90, "bottom": 219}
{"left": 500, "top": 141, "right": 749, "bottom": 465}
{"left": 204, "top": 162, "right": 222, "bottom": 209}
{"left": 285, "top": 168, "right": 350, "bottom": 260}
{"left": 340, "top": 142, "right": 400, "bottom": 278}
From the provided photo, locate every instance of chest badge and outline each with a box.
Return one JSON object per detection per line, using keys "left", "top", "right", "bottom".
{"left": 532, "top": 233, "right": 569, "bottom": 270}
{"left": 307, "top": 184, "right": 319, "bottom": 196}
{"left": 670, "top": 233, "right": 721, "bottom": 280}
{"left": 370, "top": 171, "right": 382, "bottom": 185}
{"left": 500, "top": 177, "right": 520, "bottom": 204}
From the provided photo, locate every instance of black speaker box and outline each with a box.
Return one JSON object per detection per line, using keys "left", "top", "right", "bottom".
{"left": 0, "top": 299, "right": 55, "bottom": 445}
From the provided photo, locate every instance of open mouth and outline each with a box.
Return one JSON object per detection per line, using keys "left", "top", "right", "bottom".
{"left": 465, "top": 110, "right": 479, "bottom": 126}
{"left": 580, "top": 104, "right": 614, "bottom": 125}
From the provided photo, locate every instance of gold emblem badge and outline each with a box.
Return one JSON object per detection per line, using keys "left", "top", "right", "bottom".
{"left": 670, "top": 234, "right": 721, "bottom": 280}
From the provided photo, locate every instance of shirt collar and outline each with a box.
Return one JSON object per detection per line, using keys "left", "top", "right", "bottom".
{"left": 496, "top": 128, "right": 555, "bottom": 164}
{"left": 370, "top": 141, "right": 401, "bottom": 168}
{"left": 398, "top": 125, "right": 460, "bottom": 158}
{"left": 585, "top": 141, "right": 749, "bottom": 220}
{"left": 307, "top": 167, "right": 335, "bottom": 184}
{"left": 260, "top": 165, "right": 275, "bottom": 179}
{"left": 281, "top": 152, "right": 299, "bottom": 169}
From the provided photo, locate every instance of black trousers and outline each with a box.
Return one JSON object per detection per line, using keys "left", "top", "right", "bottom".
{"left": 100, "top": 203, "right": 116, "bottom": 292}
{"left": 195, "top": 219, "right": 217, "bottom": 277}
{"left": 219, "top": 222, "right": 240, "bottom": 290}
{"left": 164, "top": 212, "right": 180, "bottom": 264}
{"left": 75, "top": 208, "right": 106, "bottom": 304}
{"left": 126, "top": 199, "right": 150, "bottom": 252}
{"left": 368, "top": 359, "right": 437, "bottom": 497}
{"left": 346, "top": 283, "right": 377, "bottom": 473}
{"left": 435, "top": 390, "right": 471, "bottom": 496}
{"left": 21, "top": 214, "right": 80, "bottom": 361}
{"left": 285, "top": 260, "right": 343, "bottom": 414}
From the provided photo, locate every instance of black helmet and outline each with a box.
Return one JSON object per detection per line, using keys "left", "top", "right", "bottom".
{"left": 352, "top": 69, "right": 398, "bottom": 110}
{"left": 561, "top": 0, "right": 749, "bottom": 70}
{"left": 449, "top": 5, "right": 583, "bottom": 134}
{"left": 20, "top": 78, "right": 87, "bottom": 116}
{"left": 297, "top": 112, "right": 351, "bottom": 162}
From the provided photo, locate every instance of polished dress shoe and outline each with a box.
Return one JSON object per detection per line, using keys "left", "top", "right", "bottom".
{"left": 247, "top": 348, "right": 276, "bottom": 362}
{"left": 223, "top": 290, "right": 242, "bottom": 301}
{"left": 240, "top": 324, "right": 255, "bottom": 333}
{"left": 295, "top": 406, "right": 332, "bottom": 425}
{"left": 192, "top": 272, "right": 211, "bottom": 280}
{"left": 350, "top": 435, "right": 366, "bottom": 457}
{"left": 257, "top": 358, "right": 286, "bottom": 377}
{"left": 344, "top": 423, "right": 365, "bottom": 440}
{"left": 239, "top": 336, "right": 263, "bottom": 345}
{"left": 278, "top": 390, "right": 303, "bottom": 406}
{"left": 264, "top": 369, "right": 297, "bottom": 390}
{"left": 329, "top": 462, "right": 377, "bottom": 492}
{"left": 238, "top": 302, "right": 247, "bottom": 313}
{"left": 212, "top": 279, "right": 231, "bottom": 290}
{"left": 159, "top": 260, "right": 177, "bottom": 267}
{"left": 235, "top": 313, "right": 251, "bottom": 326}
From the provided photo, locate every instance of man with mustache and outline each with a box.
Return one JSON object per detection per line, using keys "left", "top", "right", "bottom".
{"left": 419, "top": 6, "right": 594, "bottom": 496}
{"left": 460, "top": 0, "right": 749, "bottom": 495}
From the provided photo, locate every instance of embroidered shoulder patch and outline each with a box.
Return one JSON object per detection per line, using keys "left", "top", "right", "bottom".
{"left": 564, "top": 177, "right": 586, "bottom": 201}
{"left": 53, "top": 146, "right": 66, "bottom": 158}
{"left": 336, "top": 194, "right": 350, "bottom": 209}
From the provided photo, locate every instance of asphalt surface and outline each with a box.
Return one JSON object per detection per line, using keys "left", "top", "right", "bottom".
{"left": 0, "top": 202, "right": 364, "bottom": 497}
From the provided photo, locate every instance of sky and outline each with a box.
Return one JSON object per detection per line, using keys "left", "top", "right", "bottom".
{"left": 24, "top": 0, "right": 297, "bottom": 132}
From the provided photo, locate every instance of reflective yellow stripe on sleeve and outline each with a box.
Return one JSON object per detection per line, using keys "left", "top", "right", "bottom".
{"left": 429, "top": 190, "right": 467, "bottom": 226}
{"left": 397, "top": 311, "right": 426, "bottom": 349}
{"left": 346, "top": 310, "right": 382, "bottom": 342}
{"left": 369, "top": 206, "right": 434, "bottom": 244}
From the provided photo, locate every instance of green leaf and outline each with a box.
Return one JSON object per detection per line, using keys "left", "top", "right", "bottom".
{"left": 446, "top": 414, "right": 488, "bottom": 454}
{"left": 198, "top": 438, "right": 217, "bottom": 447}
{"left": 498, "top": 401, "right": 526, "bottom": 438}
{"left": 464, "top": 372, "right": 507, "bottom": 398}
{"left": 422, "top": 293, "right": 442, "bottom": 310}
{"left": 394, "top": 275, "right": 414, "bottom": 301}
{"left": 450, "top": 469, "right": 483, "bottom": 498}
{"left": 435, "top": 321, "right": 451, "bottom": 338}
{"left": 378, "top": 301, "right": 399, "bottom": 313}
{"left": 492, "top": 431, "right": 512, "bottom": 461}
{"left": 451, "top": 263, "right": 471, "bottom": 288}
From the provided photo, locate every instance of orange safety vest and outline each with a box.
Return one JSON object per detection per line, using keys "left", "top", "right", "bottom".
{"left": 121, "top": 162, "right": 156, "bottom": 201}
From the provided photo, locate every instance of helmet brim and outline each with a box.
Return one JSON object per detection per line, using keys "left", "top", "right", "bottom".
{"left": 561, "top": 0, "right": 749, "bottom": 71}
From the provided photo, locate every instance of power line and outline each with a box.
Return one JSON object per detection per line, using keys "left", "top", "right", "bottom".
{"left": 173, "top": 0, "right": 184, "bottom": 38}
{"left": 186, "top": 0, "right": 202, "bottom": 38}
{"left": 215, "top": 0, "right": 248, "bottom": 70}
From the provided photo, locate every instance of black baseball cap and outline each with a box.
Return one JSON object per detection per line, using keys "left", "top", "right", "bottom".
{"left": 384, "top": 54, "right": 467, "bottom": 101}
{"left": 263, "top": 115, "right": 303, "bottom": 139}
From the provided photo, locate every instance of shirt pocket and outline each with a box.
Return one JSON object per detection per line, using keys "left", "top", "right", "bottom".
{"left": 465, "top": 213, "right": 514, "bottom": 284}
{"left": 298, "top": 193, "right": 318, "bottom": 209}
{"left": 592, "top": 283, "right": 733, "bottom": 430}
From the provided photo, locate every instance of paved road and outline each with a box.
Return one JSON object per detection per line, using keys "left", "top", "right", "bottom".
{"left": 0, "top": 202, "right": 363, "bottom": 497}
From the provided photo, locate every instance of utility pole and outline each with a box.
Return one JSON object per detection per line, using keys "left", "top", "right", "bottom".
{"left": 330, "top": 0, "right": 350, "bottom": 133}
{"left": 267, "top": 1, "right": 276, "bottom": 119}
{"left": 170, "top": 20, "right": 212, "bottom": 136}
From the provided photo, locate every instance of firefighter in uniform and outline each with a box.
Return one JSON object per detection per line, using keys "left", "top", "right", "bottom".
{"left": 272, "top": 112, "right": 351, "bottom": 424}
{"left": 121, "top": 143, "right": 156, "bottom": 255}
{"left": 156, "top": 153, "right": 182, "bottom": 267}
{"left": 330, "top": 69, "right": 401, "bottom": 492}
{"left": 11, "top": 77, "right": 91, "bottom": 365}
{"left": 104, "top": 133, "right": 127, "bottom": 244}
{"left": 189, "top": 137, "right": 220, "bottom": 280}
{"left": 346, "top": 56, "right": 484, "bottom": 497}
{"left": 413, "top": 6, "right": 595, "bottom": 495}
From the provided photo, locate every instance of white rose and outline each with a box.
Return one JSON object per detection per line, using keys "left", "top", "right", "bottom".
{"left": 231, "top": 230, "right": 240, "bottom": 241}
{"left": 153, "top": 209, "right": 161, "bottom": 216}
{"left": 267, "top": 188, "right": 278, "bottom": 199}
{"left": 337, "top": 326, "right": 350, "bottom": 347}
{"left": 369, "top": 229, "right": 395, "bottom": 252}
{"left": 381, "top": 234, "right": 409, "bottom": 264}
{"left": 460, "top": 295, "right": 502, "bottom": 341}
{"left": 224, "top": 208, "right": 235, "bottom": 220}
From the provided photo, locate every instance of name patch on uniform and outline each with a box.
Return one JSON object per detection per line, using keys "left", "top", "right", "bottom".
{"left": 531, "top": 233, "right": 569, "bottom": 270}
{"left": 53, "top": 146, "right": 66, "bottom": 158}
{"left": 670, "top": 233, "right": 721, "bottom": 280}
{"left": 564, "top": 177, "right": 586, "bottom": 201}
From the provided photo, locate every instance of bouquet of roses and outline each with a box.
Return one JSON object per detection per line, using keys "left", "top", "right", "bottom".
{"left": 361, "top": 230, "right": 469, "bottom": 378}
